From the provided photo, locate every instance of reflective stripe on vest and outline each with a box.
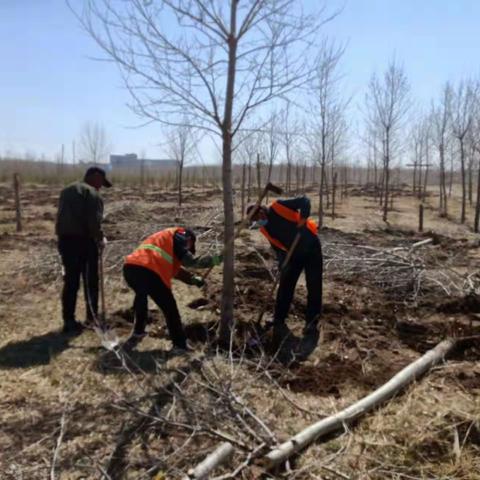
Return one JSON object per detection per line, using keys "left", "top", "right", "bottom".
{"left": 136, "top": 244, "right": 173, "bottom": 264}
{"left": 259, "top": 201, "right": 318, "bottom": 250}
{"left": 124, "top": 227, "right": 183, "bottom": 289}
{"left": 260, "top": 226, "right": 288, "bottom": 251}
{"left": 270, "top": 201, "right": 318, "bottom": 236}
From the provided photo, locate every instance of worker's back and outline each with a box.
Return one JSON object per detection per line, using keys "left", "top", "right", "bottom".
{"left": 55, "top": 181, "right": 103, "bottom": 239}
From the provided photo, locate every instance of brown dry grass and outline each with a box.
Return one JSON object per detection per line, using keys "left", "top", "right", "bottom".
{"left": 0, "top": 181, "right": 479, "bottom": 479}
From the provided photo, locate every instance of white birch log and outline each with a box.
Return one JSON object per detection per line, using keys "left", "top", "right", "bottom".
{"left": 264, "top": 338, "right": 457, "bottom": 468}
{"left": 184, "top": 442, "right": 234, "bottom": 480}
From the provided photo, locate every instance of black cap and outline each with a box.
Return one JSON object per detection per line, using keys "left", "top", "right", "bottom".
{"left": 84, "top": 166, "right": 112, "bottom": 188}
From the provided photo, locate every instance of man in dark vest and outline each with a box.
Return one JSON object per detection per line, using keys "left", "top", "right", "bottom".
{"left": 55, "top": 167, "right": 111, "bottom": 334}
{"left": 247, "top": 195, "right": 323, "bottom": 360}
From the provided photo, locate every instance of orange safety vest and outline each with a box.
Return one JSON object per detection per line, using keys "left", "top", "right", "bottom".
{"left": 260, "top": 201, "right": 318, "bottom": 252}
{"left": 125, "top": 227, "right": 183, "bottom": 289}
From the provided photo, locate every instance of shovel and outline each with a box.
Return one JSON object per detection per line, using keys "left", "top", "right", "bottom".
{"left": 256, "top": 230, "right": 302, "bottom": 326}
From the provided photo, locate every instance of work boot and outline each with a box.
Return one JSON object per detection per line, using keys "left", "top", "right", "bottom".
{"left": 272, "top": 323, "right": 292, "bottom": 350}
{"left": 122, "top": 332, "right": 146, "bottom": 352}
{"left": 169, "top": 345, "right": 191, "bottom": 357}
{"left": 62, "top": 320, "right": 84, "bottom": 336}
{"left": 296, "top": 323, "right": 320, "bottom": 361}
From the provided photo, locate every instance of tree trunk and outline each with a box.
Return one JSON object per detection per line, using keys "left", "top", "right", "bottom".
{"left": 247, "top": 160, "right": 252, "bottom": 202}
{"left": 301, "top": 162, "right": 307, "bottom": 193}
{"left": 241, "top": 162, "right": 246, "bottom": 221}
{"left": 318, "top": 158, "right": 326, "bottom": 228}
{"left": 286, "top": 161, "right": 291, "bottom": 194}
{"left": 256, "top": 152, "right": 262, "bottom": 197}
{"left": 331, "top": 171, "right": 337, "bottom": 220}
{"left": 264, "top": 338, "right": 457, "bottom": 468}
{"left": 468, "top": 150, "right": 474, "bottom": 206}
{"left": 439, "top": 143, "right": 446, "bottom": 216}
{"left": 218, "top": 4, "right": 238, "bottom": 346}
{"left": 383, "top": 130, "right": 390, "bottom": 222}
{"left": 413, "top": 160, "right": 417, "bottom": 197}
{"left": 423, "top": 162, "right": 429, "bottom": 202}
{"left": 13, "top": 173, "right": 22, "bottom": 232}
{"left": 449, "top": 155, "right": 454, "bottom": 197}
{"left": 178, "top": 163, "right": 183, "bottom": 206}
{"left": 474, "top": 157, "right": 480, "bottom": 233}
{"left": 460, "top": 138, "right": 466, "bottom": 224}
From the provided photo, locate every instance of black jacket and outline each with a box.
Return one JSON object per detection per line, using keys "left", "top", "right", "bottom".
{"left": 263, "top": 196, "right": 319, "bottom": 263}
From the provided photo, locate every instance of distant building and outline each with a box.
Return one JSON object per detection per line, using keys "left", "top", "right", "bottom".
{"left": 110, "top": 153, "right": 177, "bottom": 169}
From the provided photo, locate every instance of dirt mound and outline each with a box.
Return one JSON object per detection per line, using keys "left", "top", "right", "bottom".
{"left": 437, "top": 293, "right": 480, "bottom": 314}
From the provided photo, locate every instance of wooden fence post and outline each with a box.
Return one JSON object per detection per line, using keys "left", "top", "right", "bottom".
{"left": 418, "top": 203, "right": 424, "bottom": 232}
{"left": 13, "top": 173, "right": 22, "bottom": 232}
{"left": 331, "top": 171, "right": 337, "bottom": 220}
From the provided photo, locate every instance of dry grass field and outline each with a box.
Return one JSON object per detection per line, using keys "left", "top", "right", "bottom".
{"left": 0, "top": 180, "right": 479, "bottom": 479}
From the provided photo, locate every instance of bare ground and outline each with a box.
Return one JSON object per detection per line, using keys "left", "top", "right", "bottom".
{"left": 0, "top": 182, "right": 479, "bottom": 479}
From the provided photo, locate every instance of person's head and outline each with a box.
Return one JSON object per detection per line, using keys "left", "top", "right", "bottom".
{"left": 246, "top": 204, "right": 268, "bottom": 224}
{"left": 84, "top": 167, "right": 112, "bottom": 190}
{"left": 184, "top": 228, "right": 197, "bottom": 255}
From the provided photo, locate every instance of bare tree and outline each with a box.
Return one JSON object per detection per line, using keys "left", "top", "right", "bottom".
{"left": 469, "top": 83, "right": 480, "bottom": 232}
{"left": 263, "top": 111, "right": 280, "bottom": 196}
{"left": 450, "top": 80, "right": 476, "bottom": 224}
{"left": 328, "top": 100, "right": 349, "bottom": 203}
{"left": 74, "top": 0, "right": 339, "bottom": 342}
{"left": 365, "top": 58, "right": 410, "bottom": 222}
{"left": 166, "top": 124, "right": 198, "bottom": 206}
{"left": 311, "top": 40, "right": 345, "bottom": 227}
{"left": 79, "top": 121, "right": 110, "bottom": 164}
{"left": 431, "top": 83, "right": 452, "bottom": 217}
{"left": 281, "top": 101, "right": 299, "bottom": 194}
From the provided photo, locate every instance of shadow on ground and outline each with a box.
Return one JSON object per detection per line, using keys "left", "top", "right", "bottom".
{"left": 94, "top": 348, "right": 171, "bottom": 374}
{"left": 0, "top": 330, "right": 72, "bottom": 369}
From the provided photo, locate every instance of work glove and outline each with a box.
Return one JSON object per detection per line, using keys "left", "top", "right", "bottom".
{"left": 192, "top": 275, "right": 205, "bottom": 288}
{"left": 211, "top": 254, "right": 223, "bottom": 266}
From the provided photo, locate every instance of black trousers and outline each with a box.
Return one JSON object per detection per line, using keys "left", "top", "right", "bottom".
{"left": 123, "top": 264, "right": 187, "bottom": 348}
{"left": 274, "top": 240, "right": 323, "bottom": 328}
{"left": 58, "top": 235, "right": 99, "bottom": 324}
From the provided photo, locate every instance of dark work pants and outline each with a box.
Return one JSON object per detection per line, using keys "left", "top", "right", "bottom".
{"left": 123, "top": 264, "right": 187, "bottom": 348}
{"left": 274, "top": 241, "right": 323, "bottom": 328}
{"left": 58, "top": 236, "right": 99, "bottom": 325}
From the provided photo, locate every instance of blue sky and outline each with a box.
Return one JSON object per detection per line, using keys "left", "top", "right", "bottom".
{"left": 1, "top": 0, "right": 479, "bottom": 161}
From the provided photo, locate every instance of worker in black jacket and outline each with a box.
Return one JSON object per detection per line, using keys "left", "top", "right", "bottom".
{"left": 247, "top": 196, "right": 322, "bottom": 359}
{"left": 55, "top": 167, "right": 111, "bottom": 334}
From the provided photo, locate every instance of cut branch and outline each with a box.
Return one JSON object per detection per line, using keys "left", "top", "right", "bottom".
{"left": 183, "top": 442, "right": 234, "bottom": 480}
{"left": 263, "top": 337, "right": 457, "bottom": 468}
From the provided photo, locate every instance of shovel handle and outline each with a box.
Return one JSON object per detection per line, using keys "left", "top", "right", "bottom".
{"left": 99, "top": 248, "right": 106, "bottom": 324}
{"left": 256, "top": 231, "right": 302, "bottom": 325}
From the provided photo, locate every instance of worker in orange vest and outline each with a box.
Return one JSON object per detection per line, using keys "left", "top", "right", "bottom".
{"left": 123, "top": 227, "right": 222, "bottom": 352}
{"left": 247, "top": 196, "right": 322, "bottom": 360}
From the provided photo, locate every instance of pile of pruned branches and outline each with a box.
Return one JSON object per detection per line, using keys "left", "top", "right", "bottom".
{"left": 323, "top": 236, "right": 480, "bottom": 302}
{"left": 98, "top": 350, "right": 289, "bottom": 480}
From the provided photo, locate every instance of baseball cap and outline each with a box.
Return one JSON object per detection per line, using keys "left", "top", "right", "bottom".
{"left": 84, "top": 166, "right": 112, "bottom": 188}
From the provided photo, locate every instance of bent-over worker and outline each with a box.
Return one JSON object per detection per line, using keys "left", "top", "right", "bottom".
{"left": 247, "top": 195, "right": 323, "bottom": 358}
{"left": 55, "top": 167, "right": 112, "bottom": 335}
{"left": 123, "top": 227, "right": 222, "bottom": 352}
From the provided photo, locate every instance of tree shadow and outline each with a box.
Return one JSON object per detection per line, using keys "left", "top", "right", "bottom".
{"left": 94, "top": 348, "right": 172, "bottom": 374}
{"left": 0, "top": 330, "right": 72, "bottom": 369}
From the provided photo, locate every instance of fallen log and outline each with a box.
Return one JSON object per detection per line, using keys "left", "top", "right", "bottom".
{"left": 183, "top": 442, "right": 234, "bottom": 480}
{"left": 264, "top": 338, "right": 457, "bottom": 468}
